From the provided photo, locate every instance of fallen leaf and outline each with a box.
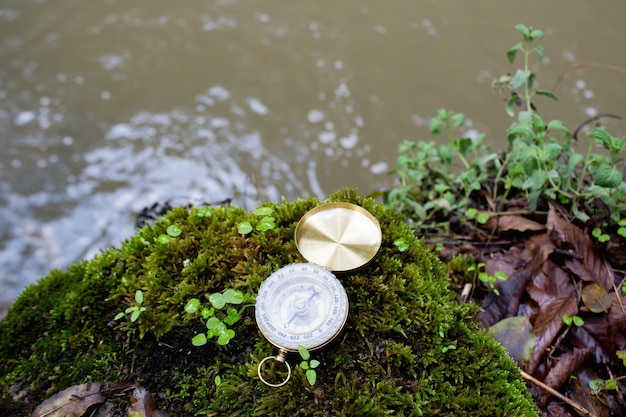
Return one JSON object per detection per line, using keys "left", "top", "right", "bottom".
{"left": 525, "top": 292, "right": 578, "bottom": 374}
{"left": 488, "top": 316, "right": 535, "bottom": 366}
{"left": 129, "top": 386, "right": 170, "bottom": 417}
{"left": 484, "top": 214, "right": 545, "bottom": 234}
{"left": 581, "top": 283, "right": 612, "bottom": 313}
{"left": 539, "top": 347, "right": 593, "bottom": 407}
{"left": 32, "top": 382, "right": 135, "bottom": 417}
{"left": 547, "top": 204, "right": 614, "bottom": 290}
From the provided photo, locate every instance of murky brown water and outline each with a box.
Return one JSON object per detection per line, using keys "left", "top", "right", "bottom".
{"left": 1, "top": 0, "right": 625, "bottom": 315}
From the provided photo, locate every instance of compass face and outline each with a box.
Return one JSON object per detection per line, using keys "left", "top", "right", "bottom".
{"left": 256, "top": 263, "right": 349, "bottom": 352}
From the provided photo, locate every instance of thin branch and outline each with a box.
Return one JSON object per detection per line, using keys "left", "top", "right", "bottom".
{"left": 520, "top": 370, "right": 596, "bottom": 417}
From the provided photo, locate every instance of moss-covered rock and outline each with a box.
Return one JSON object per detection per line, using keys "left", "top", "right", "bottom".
{"left": 0, "top": 189, "right": 537, "bottom": 416}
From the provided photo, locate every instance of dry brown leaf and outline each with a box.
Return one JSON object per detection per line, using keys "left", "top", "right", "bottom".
{"left": 129, "top": 386, "right": 170, "bottom": 417}
{"left": 32, "top": 382, "right": 135, "bottom": 417}
{"left": 569, "top": 367, "right": 613, "bottom": 417}
{"left": 488, "top": 316, "right": 535, "bottom": 366}
{"left": 570, "top": 325, "right": 613, "bottom": 364}
{"left": 525, "top": 292, "right": 578, "bottom": 374}
{"left": 539, "top": 347, "right": 593, "bottom": 407}
{"left": 547, "top": 204, "right": 614, "bottom": 290}
{"left": 581, "top": 282, "right": 612, "bottom": 313}
{"left": 484, "top": 214, "right": 545, "bottom": 234}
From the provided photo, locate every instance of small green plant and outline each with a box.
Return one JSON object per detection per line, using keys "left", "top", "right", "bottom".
{"left": 238, "top": 206, "right": 276, "bottom": 235}
{"left": 298, "top": 345, "right": 320, "bottom": 386}
{"left": 393, "top": 238, "right": 409, "bottom": 252}
{"left": 468, "top": 262, "right": 508, "bottom": 295}
{"left": 618, "top": 218, "right": 626, "bottom": 238}
{"left": 384, "top": 23, "right": 626, "bottom": 235}
{"left": 589, "top": 378, "right": 618, "bottom": 398}
{"left": 185, "top": 289, "right": 255, "bottom": 346}
{"left": 114, "top": 290, "right": 147, "bottom": 323}
{"left": 591, "top": 227, "right": 610, "bottom": 243}
{"left": 562, "top": 315, "right": 584, "bottom": 327}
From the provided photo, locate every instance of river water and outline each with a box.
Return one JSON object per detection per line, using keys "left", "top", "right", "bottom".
{"left": 1, "top": 0, "right": 625, "bottom": 315}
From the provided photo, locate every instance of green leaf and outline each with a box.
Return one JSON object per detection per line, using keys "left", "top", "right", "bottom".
{"left": 393, "top": 238, "right": 409, "bottom": 252}
{"left": 157, "top": 234, "right": 171, "bottom": 244}
{"left": 135, "top": 290, "right": 144, "bottom": 305}
{"left": 309, "top": 359, "right": 320, "bottom": 369}
{"left": 223, "top": 308, "right": 240, "bottom": 325}
{"left": 237, "top": 222, "right": 253, "bottom": 235}
{"left": 465, "top": 208, "right": 477, "bottom": 219}
{"left": 256, "top": 216, "right": 276, "bottom": 231}
{"left": 114, "top": 312, "right": 125, "bottom": 321}
{"left": 541, "top": 143, "right": 562, "bottom": 162}
{"left": 306, "top": 369, "right": 317, "bottom": 385}
{"left": 429, "top": 117, "right": 442, "bottom": 135}
{"left": 530, "top": 29, "right": 544, "bottom": 40}
{"left": 522, "top": 170, "right": 547, "bottom": 190}
{"left": 534, "top": 45, "right": 545, "bottom": 61}
{"left": 191, "top": 333, "right": 208, "bottom": 346}
{"left": 166, "top": 224, "right": 182, "bottom": 237}
{"left": 514, "top": 23, "right": 529, "bottom": 35}
{"left": 546, "top": 119, "right": 568, "bottom": 131}
{"left": 572, "top": 316, "right": 584, "bottom": 327}
{"left": 206, "top": 317, "right": 225, "bottom": 331}
{"left": 535, "top": 90, "right": 558, "bottom": 101}
{"left": 476, "top": 213, "right": 490, "bottom": 224}
{"left": 594, "top": 164, "right": 623, "bottom": 188}
{"left": 130, "top": 310, "right": 141, "bottom": 322}
{"left": 217, "top": 329, "right": 235, "bottom": 345}
{"left": 589, "top": 127, "right": 614, "bottom": 151}
{"left": 223, "top": 289, "right": 244, "bottom": 304}
{"left": 252, "top": 206, "right": 273, "bottom": 216}
{"left": 299, "top": 361, "right": 309, "bottom": 370}
{"left": 200, "top": 307, "right": 213, "bottom": 319}
{"left": 298, "top": 345, "right": 310, "bottom": 361}
{"left": 197, "top": 207, "right": 212, "bottom": 217}
{"left": 184, "top": 298, "right": 201, "bottom": 314}
{"left": 511, "top": 69, "right": 531, "bottom": 89}
{"left": 450, "top": 112, "right": 465, "bottom": 128}
{"left": 505, "top": 97, "right": 517, "bottom": 117}
{"left": 506, "top": 42, "right": 522, "bottom": 63}
{"left": 209, "top": 293, "right": 226, "bottom": 309}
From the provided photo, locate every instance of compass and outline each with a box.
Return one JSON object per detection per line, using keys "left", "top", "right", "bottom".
{"left": 255, "top": 202, "right": 382, "bottom": 387}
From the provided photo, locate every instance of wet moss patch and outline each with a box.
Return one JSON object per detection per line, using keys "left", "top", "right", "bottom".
{"left": 0, "top": 189, "right": 537, "bottom": 416}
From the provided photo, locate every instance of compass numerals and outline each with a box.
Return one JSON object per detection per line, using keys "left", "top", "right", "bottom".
{"left": 256, "top": 263, "right": 349, "bottom": 351}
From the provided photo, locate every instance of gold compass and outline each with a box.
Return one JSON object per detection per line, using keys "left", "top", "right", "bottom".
{"left": 255, "top": 202, "right": 382, "bottom": 387}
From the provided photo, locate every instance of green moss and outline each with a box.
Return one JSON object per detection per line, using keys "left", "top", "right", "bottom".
{"left": 0, "top": 189, "right": 537, "bottom": 416}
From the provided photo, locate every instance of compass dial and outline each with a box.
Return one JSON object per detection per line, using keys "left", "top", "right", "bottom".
{"left": 256, "top": 263, "right": 349, "bottom": 351}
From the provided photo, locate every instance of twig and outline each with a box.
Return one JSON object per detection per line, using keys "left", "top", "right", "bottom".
{"left": 520, "top": 370, "right": 596, "bottom": 417}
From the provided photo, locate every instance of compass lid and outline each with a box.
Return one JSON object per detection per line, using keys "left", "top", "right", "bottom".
{"left": 294, "top": 202, "right": 382, "bottom": 272}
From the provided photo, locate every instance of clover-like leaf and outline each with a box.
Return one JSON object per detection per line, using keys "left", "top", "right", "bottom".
{"left": 223, "top": 289, "right": 244, "bottom": 304}
{"left": 209, "top": 293, "right": 226, "bottom": 309}
{"left": 157, "top": 234, "right": 171, "bottom": 244}
{"left": 217, "top": 329, "right": 235, "bottom": 345}
{"left": 191, "top": 333, "right": 208, "bottom": 346}
{"left": 223, "top": 308, "right": 240, "bottom": 326}
{"left": 253, "top": 206, "right": 273, "bottom": 216}
{"left": 237, "top": 222, "right": 253, "bottom": 235}
{"left": 184, "top": 298, "right": 201, "bottom": 314}
{"left": 166, "top": 224, "right": 182, "bottom": 237}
